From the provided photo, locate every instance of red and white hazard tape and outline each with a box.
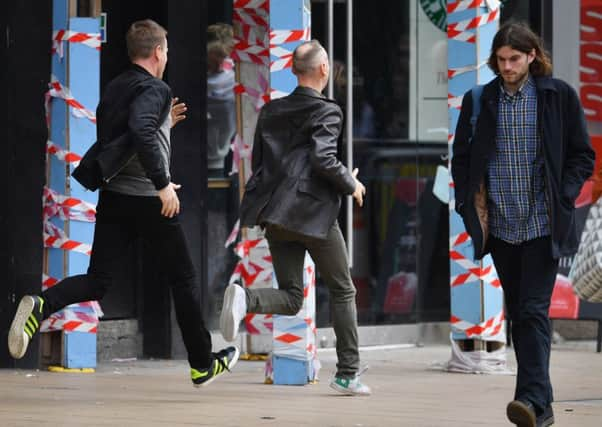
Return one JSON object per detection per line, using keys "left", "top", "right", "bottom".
{"left": 52, "top": 30, "right": 101, "bottom": 58}
{"left": 233, "top": 8, "right": 269, "bottom": 29}
{"left": 448, "top": 8, "right": 499, "bottom": 33}
{"left": 232, "top": 40, "right": 270, "bottom": 66}
{"left": 228, "top": 238, "right": 274, "bottom": 335}
{"left": 234, "top": 83, "right": 270, "bottom": 110}
{"left": 46, "top": 140, "right": 82, "bottom": 167}
{"left": 43, "top": 186, "right": 96, "bottom": 223}
{"left": 41, "top": 309, "right": 100, "bottom": 334}
{"left": 235, "top": 22, "right": 268, "bottom": 48}
{"left": 230, "top": 133, "right": 252, "bottom": 178}
{"left": 42, "top": 273, "right": 103, "bottom": 317}
{"left": 233, "top": 0, "right": 269, "bottom": 10}
{"left": 448, "top": 93, "right": 463, "bottom": 110}
{"left": 448, "top": 0, "right": 486, "bottom": 14}
{"left": 448, "top": 28, "right": 477, "bottom": 44}
{"left": 225, "top": 219, "right": 241, "bottom": 248}
{"left": 451, "top": 310, "right": 505, "bottom": 338}
{"left": 448, "top": 60, "right": 488, "bottom": 79}
{"left": 49, "top": 75, "right": 97, "bottom": 124}
{"left": 270, "top": 46, "right": 294, "bottom": 72}
{"left": 44, "top": 221, "right": 92, "bottom": 256}
{"left": 270, "top": 28, "right": 311, "bottom": 46}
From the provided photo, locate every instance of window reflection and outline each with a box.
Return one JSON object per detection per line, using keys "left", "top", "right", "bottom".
{"left": 207, "top": 23, "right": 236, "bottom": 178}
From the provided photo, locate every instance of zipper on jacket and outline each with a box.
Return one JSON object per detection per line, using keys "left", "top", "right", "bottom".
{"left": 103, "top": 153, "right": 136, "bottom": 184}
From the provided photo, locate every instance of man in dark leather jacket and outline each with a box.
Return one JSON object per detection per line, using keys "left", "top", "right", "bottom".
{"left": 8, "top": 19, "right": 239, "bottom": 388}
{"left": 452, "top": 23, "right": 594, "bottom": 427}
{"left": 220, "top": 40, "right": 370, "bottom": 395}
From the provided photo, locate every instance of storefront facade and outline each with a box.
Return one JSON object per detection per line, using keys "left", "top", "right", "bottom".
{"left": 1, "top": 1, "right": 600, "bottom": 368}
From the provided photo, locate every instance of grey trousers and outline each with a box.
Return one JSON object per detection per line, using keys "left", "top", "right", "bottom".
{"left": 246, "top": 221, "right": 360, "bottom": 378}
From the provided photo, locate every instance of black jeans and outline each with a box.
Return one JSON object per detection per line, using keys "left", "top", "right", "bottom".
{"left": 246, "top": 222, "right": 359, "bottom": 378}
{"left": 489, "top": 235, "right": 558, "bottom": 413}
{"left": 42, "top": 191, "right": 213, "bottom": 369}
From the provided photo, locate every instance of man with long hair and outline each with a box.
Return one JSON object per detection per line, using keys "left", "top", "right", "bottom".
{"left": 8, "top": 19, "right": 239, "bottom": 388}
{"left": 452, "top": 22, "right": 594, "bottom": 427}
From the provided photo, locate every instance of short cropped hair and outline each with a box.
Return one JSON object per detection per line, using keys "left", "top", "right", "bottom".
{"left": 292, "top": 40, "right": 327, "bottom": 75}
{"left": 126, "top": 19, "right": 167, "bottom": 61}
{"left": 488, "top": 22, "right": 552, "bottom": 77}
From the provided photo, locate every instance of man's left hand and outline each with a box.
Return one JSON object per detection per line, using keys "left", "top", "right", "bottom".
{"left": 171, "top": 97, "right": 187, "bottom": 128}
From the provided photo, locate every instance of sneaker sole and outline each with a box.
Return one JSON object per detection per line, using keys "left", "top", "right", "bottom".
{"left": 329, "top": 380, "right": 371, "bottom": 396}
{"left": 220, "top": 285, "right": 240, "bottom": 342}
{"left": 506, "top": 401, "right": 536, "bottom": 427}
{"left": 194, "top": 347, "right": 241, "bottom": 389}
{"left": 8, "top": 296, "right": 35, "bottom": 359}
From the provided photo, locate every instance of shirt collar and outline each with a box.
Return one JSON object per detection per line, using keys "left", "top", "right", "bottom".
{"left": 500, "top": 75, "right": 534, "bottom": 100}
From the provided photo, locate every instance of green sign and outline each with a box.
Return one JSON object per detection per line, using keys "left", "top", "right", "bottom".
{"left": 420, "top": 0, "right": 508, "bottom": 33}
{"left": 420, "top": 0, "right": 447, "bottom": 32}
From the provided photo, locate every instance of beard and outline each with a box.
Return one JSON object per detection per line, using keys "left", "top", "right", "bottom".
{"left": 502, "top": 69, "right": 528, "bottom": 85}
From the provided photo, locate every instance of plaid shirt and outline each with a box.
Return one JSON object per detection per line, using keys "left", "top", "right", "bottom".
{"left": 487, "top": 77, "right": 550, "bottom": 244}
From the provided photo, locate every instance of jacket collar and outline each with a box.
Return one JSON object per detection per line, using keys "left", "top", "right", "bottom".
{"left": 481, "top": 75, "right": 557, "bottom": 101}
{"left": 292, "top": 85, "right": 327, "bottom": 99}
{"left": 130, "top": 63, "right": 155, "bottom": 78}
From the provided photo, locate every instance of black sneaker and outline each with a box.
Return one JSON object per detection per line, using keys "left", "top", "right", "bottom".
{"left": 8, "top": 295, "right": 45, "bottom": 359}
{"left": 190, "top": 346, "right": 240, "bottom": 388}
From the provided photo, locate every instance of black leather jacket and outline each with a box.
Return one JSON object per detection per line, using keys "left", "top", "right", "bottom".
{"left": 92, "top": 64, "right": 172, "bottom": 190}
{"left": 452, "top": 76, "right": 594, "bottom": 259}
{"left": 240, "top": 86, "right": 356, "bottom": 239}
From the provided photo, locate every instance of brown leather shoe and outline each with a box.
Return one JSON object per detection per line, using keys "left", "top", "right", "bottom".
{"left": 506, "top": 400, "right": 536, "bottom": 427}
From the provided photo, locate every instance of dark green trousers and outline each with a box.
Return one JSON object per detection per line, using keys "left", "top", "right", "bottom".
{"left": 246, "top": 221, "right": 360, "bottom": 378}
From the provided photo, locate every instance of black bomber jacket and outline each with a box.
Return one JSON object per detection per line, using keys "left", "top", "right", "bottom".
{"left": 90, "top": 64, "right": 172, "bottom": 190}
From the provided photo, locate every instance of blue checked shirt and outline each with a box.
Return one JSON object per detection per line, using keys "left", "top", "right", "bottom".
{"left": 487, "top": 77, "right": 550, "bottom": 244}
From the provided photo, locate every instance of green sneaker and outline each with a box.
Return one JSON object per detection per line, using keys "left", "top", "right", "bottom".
{"left": 8, "top": 295, "right": 45, "bottom": 359}
{"left": 329, "top": 374, "right": 371, "bottom": 396}
{"left": 191, "top": 346, "right": 240, "bottom": 388}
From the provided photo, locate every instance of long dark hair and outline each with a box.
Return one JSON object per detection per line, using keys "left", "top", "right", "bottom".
{"left": 488, "top": 22, "right": 552, "bottom": 77}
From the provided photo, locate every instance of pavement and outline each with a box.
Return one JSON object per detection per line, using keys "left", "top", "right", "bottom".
{"left": 0, "top": 343, "right": 601, "bottom": 426}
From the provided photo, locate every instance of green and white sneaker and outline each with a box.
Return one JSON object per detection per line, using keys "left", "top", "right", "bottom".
{"left": 8, "top": 295, "right": 45, "bottom": 359}
{"left": 191, "top": 346, "right": 240, "bottom": 388}
{"left": 329, "top": 373, "right": 371, "bottom": 396}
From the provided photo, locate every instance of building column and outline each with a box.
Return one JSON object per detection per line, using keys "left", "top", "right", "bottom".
{"left": 231, "top": 0, "right": 318, "bottom": 384}
{"left": 447, "top": 0, "right": 506, "bottom": 369}
{"left": 41, "top": 0, "right": 101, "bottom": 369}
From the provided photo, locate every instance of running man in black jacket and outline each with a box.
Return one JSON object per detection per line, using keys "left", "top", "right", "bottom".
{"left": 8, "top": 19, "right": 238, "bottom": 387}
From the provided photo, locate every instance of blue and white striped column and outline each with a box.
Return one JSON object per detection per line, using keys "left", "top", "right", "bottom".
{"left": 447, "top": 0, "right": 506, "bottom": 358}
